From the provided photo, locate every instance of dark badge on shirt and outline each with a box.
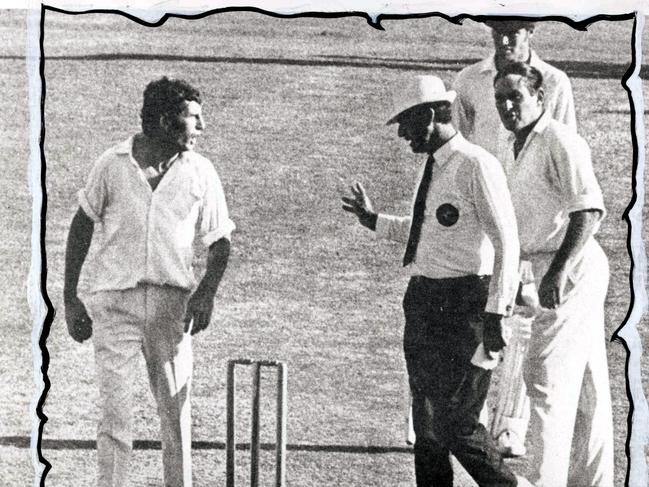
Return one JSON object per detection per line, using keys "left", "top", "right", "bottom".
{"left": 436, "top": 203, "right": 459, "bottom": 227}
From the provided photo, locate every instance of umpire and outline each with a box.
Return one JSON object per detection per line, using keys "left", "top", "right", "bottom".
{"left": 342, "top": 76, "right": 528, "bottom": 486}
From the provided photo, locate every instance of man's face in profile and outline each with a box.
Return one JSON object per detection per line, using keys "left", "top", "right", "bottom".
{"left": 162, "top": 100, "right": 205, "bottom": 152}
{"left": 396, "top": 105, "right": 435, "bottom": 154}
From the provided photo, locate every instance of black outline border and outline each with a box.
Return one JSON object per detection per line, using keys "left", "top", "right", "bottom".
{"left": 35, "top": 5, "right": 54, "bottom": 485}
{"left": 34, "top": 5, "right": 642, "bottom": 486}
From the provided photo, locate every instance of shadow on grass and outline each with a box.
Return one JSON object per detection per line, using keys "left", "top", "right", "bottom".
{"left": 591, "top": 109, "right": 649, "bottom": 114}
{"left": 318, "top": 55, "right": 640, "bottom": 80}
{"left": 4, "top": 52, "right": 643, "bottom": 79}
{"left": 1, "top": 436, "right": 413, "bottom": 454}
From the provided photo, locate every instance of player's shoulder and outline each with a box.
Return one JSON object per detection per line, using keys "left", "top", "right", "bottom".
{"left": 183, "top": 150, "right": 222, "bottom": 182}
{"left": 99, "top": 137, "right": 130, "bottom": 158}
{"left": 455, "top": 135, "right": 503, "bottom": 170}
{"left": 544, "top": 118, "right": 579, "bottom": 137}
{"left": 531, "top": 53, "right": 571, "bottom": 85}
{"left": 92, "top": 137, "right": 132, "bottom": 172}
{"left": 540, "top": 118, "right": 587, "bottom": 151}
{"left": 184, "top": 150, "right": 215, "bottom": 169}
{"left": 454, "top": 57, "right": 492, "bottom": 85}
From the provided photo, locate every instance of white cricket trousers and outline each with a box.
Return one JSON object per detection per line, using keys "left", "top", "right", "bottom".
{"left": 524, "top": 239, "right": 614, "bottom": 487}
{"left": 87, "top": 284, "right": 193, "bottom": 487}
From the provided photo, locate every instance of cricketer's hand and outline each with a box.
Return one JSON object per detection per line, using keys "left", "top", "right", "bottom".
{"left": 539, "top": 266, "right": 569, "bottom": 309}
{"left": 65, "top": 296, "right": 93, "bottom": 343}
{"left": 184, "top": 288, "right": 215, "bottom": 335}
{"left": 482, "top": 312, "right": 507, "bottom": 353}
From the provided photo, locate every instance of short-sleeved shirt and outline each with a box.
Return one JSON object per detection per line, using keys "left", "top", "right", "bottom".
{"left": 79, "top": 136, "right": 236, "bottom": 293}
{"left": 452, "top": 51, "right": 576, "bottom": 161}
{"left": 499, "top": 111, "right": 605, "bottom": 256}
{"left": 376, "top": 133, "right": 520, "bottom": 315}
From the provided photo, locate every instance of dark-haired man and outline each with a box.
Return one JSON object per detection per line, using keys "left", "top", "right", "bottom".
{"left": 494, "top": 62, "right": 613, "bottom": 486}
{"left": 64, "top": 77, "right": 235, "bottom": 487}
{"left": 453, "top": 20, "right": 576, "bottom": 160}
{"left": 342, "top": 75, "right": 530, "bottom": 486}
{"left": 451, "top": 19, "right": 577, "bottom": 456}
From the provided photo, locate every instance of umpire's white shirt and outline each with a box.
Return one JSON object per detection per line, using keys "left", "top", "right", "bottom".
{"left": 452, "top": 51, "right": 576, "bottom": 161}
{"left": 375, "top": 133, "right": 519, "bottom": 316}
{"left": 79, "top": 136, "right": 235, "bottom": 293}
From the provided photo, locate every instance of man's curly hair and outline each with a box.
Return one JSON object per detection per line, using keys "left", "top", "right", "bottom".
{"left": 140, "top": 77, "right": 202, "bottom": 138}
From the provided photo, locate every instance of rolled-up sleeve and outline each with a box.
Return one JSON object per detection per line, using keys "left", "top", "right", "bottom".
{"left": 553, "top": 134, "right": 606, "bottom": 220}
{"left": 199, "top": 164, "right": 236, "bottom": 247}
{"left": 78, "top": 157, "right": 109, "bottom": 223}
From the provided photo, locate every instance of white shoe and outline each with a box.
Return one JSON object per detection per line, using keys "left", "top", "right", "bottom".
{"left": 496, "top": 429, "right": 526, "bottom": 457}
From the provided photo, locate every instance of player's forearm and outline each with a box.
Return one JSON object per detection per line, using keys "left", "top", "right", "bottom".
{"left": 548, "top": 209, "right": 600, "bottom": 275}
{"left": 197, "top": 237, "right": 231, "bottom": 296}
{"left": 64, "top": 208, "right": 94, "bottom": 301}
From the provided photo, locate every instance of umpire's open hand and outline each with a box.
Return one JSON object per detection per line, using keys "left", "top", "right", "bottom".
{"left": 341, "top": 182, "right": 377, "bottom": 230}
{"left": 184, "top": 288, "right": 215, "bottom": 335}
{"left": 65, "top": 296, "right": 93, "bottom": 343}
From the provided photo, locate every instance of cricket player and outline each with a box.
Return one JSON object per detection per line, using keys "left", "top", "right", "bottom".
{"left": 64, "top": 77, "right": 235, "bottom": 487}
{"left": 451, "top": 19, "right": 577, "bottom": 456}
{"left": 453, "top": 19, "right": 576, "bottom": 159}
{"left": 494, "top": 62, "right": 614, "bottom": 486}
{"left": 342, "top": 75, "right": 530, "bottom": 486}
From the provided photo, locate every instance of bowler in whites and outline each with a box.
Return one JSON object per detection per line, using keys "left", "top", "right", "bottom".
{"left": 64, "top": 77, "right": 235, "bottom": 487}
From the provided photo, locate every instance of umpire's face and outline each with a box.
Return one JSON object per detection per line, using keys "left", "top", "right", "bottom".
{"left": 395, "top": 105, "right": 435, "bottom": 154}
{"left": 494, "top": 74, "right": 544, "bottom": 133}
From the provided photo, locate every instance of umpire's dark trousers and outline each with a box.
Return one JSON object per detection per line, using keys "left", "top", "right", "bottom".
{"left": 403, "top": 275, "right": 517, "bottom": 487}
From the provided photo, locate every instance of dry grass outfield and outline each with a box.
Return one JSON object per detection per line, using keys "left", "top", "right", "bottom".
{"left": 1, "top": 9, "right": 648, "bottom": 486}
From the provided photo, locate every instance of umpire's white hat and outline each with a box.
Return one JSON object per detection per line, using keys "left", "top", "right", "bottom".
{"left": 387, "top": 75, "right": 456, "bottom": 125}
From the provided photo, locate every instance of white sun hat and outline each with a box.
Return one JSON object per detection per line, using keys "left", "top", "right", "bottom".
{"left": 387, "top": 75, "right": 456, "bottom": 124}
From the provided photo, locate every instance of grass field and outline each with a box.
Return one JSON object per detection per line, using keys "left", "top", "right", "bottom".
{"left": 1, "top": 7, "right": 648, "bottom": 486}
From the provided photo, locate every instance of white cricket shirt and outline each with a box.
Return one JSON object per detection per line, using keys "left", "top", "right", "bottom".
{"left": 376, "top": 133, "right": 520, "bottom": 315}
{"left": 79, "top": 137, "right": 236, "bottom": 292}
{"left": 500, "top": 111, "right": 605, "bottom": 256}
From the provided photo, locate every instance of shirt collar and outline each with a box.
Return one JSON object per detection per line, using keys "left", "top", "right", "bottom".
{"left": 506, "top": 110, "right": 551, "bottom": 147}
{"left": 480, "top": 49, "right": 540, "bottom": 74}
{"left": 115, "top": 136, "right": 134, "bottom": 155}
{"left": 117, "top": 135, "right": 191, "bottom": 165}
{"left": 528, "top": 50, "right": 542, "bottom": 68}
{"left": 531, "top": 109, "right": 552, "bottom": 134}
{"left": 432, "top": 132, "right": 465, "bottom": 167}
